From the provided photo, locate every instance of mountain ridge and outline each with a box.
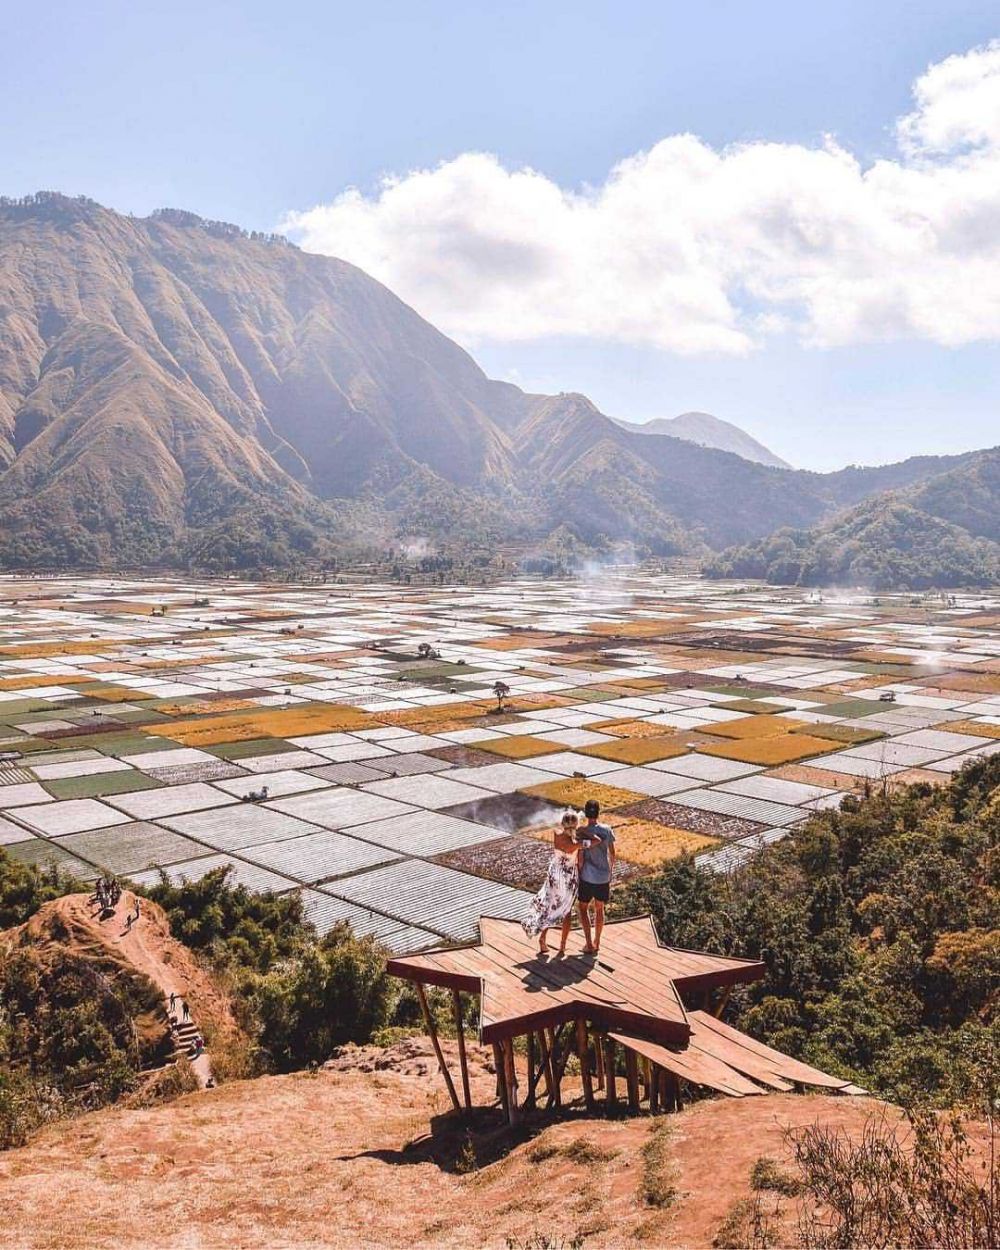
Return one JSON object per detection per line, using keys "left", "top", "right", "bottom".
{"left": 613, "top": 410, "right": 790, "bottom": 467}
{"left": 0, "top": 192, "right": 993, "bottom": 577}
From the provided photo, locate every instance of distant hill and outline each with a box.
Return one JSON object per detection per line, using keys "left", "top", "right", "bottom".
{"left": 613, "top": 410, "right": 790, "bottom": 467}
{"left": 705, "top": 448, "right": 1000, "bottom": 589}
{"left": 0, "top": 192, "right": 990, "bottom": 574}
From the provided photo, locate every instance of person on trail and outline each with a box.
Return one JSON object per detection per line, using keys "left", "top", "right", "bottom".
{"left": 577, "top": 798, "right": 616, "bottom": 955}
{"left": 182, "top": 1000, "right": 190, "bottom": 1022}
{"left": 169, "top": 991, "right": 177, "bottom": 1013}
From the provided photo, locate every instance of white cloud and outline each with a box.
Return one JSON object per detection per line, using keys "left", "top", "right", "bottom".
{"left": 283, "top": 42, "right": 1000, "bottom": 355}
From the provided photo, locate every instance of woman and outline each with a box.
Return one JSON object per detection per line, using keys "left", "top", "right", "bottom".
{"left": 522, "top": 809, "right": 586, "bottom": 955}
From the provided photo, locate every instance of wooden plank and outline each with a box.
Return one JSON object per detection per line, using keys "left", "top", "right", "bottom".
{"left": 609, "top": 1031, "right": 763, "bottom": 1099}
{"left": 492, "top": 1040, "right": 510, "bottom": 1121}
{"left": 604, "top": 1035, "right": 617, "bottom": 1110}
{"left": 689, "top": 1011, "right": 856, "bottom": 1090}
{"left": 625, "top": 1048, "right": 640, "bottom": 1112}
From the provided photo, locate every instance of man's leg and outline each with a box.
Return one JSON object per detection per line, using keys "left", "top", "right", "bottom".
{"left": 593, "top": 900, "right": 605, "bottom": 950}
{"left": 579, "top": 899, "right": 595, "bottom": 950}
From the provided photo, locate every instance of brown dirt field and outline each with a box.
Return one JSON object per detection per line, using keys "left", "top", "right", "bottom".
{"left": 0, "top": 1033, "right": 887, "bottom": 1250}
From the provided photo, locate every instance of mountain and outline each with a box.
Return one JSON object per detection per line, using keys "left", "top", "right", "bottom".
{"left": 705, "top": 449, "right": 1000, "bottom": 589}
{"left": 613, "top": 410, "right": 790, "bottom": 467}
{"left": 0, "top": 192, "right": 991, "bottom": 573}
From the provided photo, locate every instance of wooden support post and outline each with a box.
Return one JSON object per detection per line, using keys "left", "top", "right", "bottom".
{"left": 641, "top": 1056, "right": 651, "bottom": 1102}
{"left": 595, "top": 1032, "right": 606, "bottom": 1089}
{"left": 503, "top": 1037, "right": 520, "bottom": 1125}
{"left": 649, "top": 1063, "right": 660, "bottom": 1113}
{"left": 492, "top": 1041, "right": 510, "bottom": 1121}
{"left": 657, "top": 1068, "right": 669, "bottom": 1112}
{"left": 545, "top": 1027, "right": 562, "bottom": 1109}
{"left": 416, "top": 982, "right": 461, "bottom": 1114}
{"left": 525, "top": 1031, "right": 537, "bottom": 1110}
{"left": 713, "top": 986, "right": 733, "bottom": 1019}
{"left": 451, "top": 989, "right": 472, "bottom": 1112}
{"left": 603, "top": 1036, "right": 617, "bottom": 1111}
{"left": 625, "top": 1049, "right": 640, "bottom": 1112}
{"left": 538, "top": 1028, "right": 555, "bottom": 1104}
{"left": 576, "top": 1018, "right": 594, "bottom": 1110}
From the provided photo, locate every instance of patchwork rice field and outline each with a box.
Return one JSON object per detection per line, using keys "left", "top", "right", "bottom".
{"left": 0, "top": 573, "right": 997, "bottom": 951}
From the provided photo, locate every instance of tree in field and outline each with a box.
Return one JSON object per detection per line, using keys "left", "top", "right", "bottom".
{"left": 493, "top": 681, "right": 511, "bottom": 711}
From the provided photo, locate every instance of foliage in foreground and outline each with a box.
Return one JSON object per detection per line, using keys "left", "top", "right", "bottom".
{"left": 616, "top": 755, "right": 1000, "bottom": 1105}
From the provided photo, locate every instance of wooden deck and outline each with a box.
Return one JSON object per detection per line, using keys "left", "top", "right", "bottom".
{"left": 387, "top": 914, "right": 765, "bottom": 1045}
{"left": 387, "top": 915, "right": 866, "bottom": 1123}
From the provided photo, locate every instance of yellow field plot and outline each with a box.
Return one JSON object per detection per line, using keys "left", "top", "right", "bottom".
{"left": 473, "top": 634, "right": 558, "bottom": 651}
{"left": 609, "top": 821, "right": 718, "bottom": 866}
{"left": 375, "top": 704, "right": 484, "bottom": 729}
{"left": 158, "top": 698, "right": 255, "bottom": 717}
{"left": 849, "top": 649, "right": 918, "bottom": 666}
{"left": 162, "top": 704, "right": 375, "bottom": 746}
{"left": 591, "top": 718, "right": 681, "bottom": 739}
{"left": 522, "top": 777, "right": 645, "bottom": 810}
{"left": 610, "top": 677, "right": 674, "bottom": 691}
{"left": 942, "top": 719, "right": 1000, "bottom": 739}
{"left": 699, "top": 734, "right": 835, "bottom": 765}
{"left": 586, "top": 619, "right": 678, "bottom": 638}
{"left": 771, "top": 763, "right": 862, "bottom": 789}
{"left": 580, "top": 736, "right": 688, "bottom": 765}
{"left": 479, "top": 735, "right": 561, "bottom": 759}
{"left": 88, "top": 686, "right": 160, "bottom": 703}
{"left": 0, "top": 640, "right": 121, "bottom": 658}
{"left": 0, "top": 674, "right": 91, "bottom": 691}
{"left": 701, "top": 715, "right": 808, "bottom": 740}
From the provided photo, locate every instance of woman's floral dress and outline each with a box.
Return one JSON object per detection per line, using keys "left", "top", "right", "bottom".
{"left": 522, "top": 843, "right": 579, "bottom": 937}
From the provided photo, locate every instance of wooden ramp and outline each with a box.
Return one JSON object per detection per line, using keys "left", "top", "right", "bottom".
{"left": 688, "top": 1011, "right": 865, "bottom": 1094}
{"left": 611, "top": 1012, "right": 864, "bottom": 1101}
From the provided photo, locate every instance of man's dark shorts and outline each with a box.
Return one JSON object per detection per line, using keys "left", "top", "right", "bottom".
{"left": 578, "top": 880, "right": 610, "bottom": 904}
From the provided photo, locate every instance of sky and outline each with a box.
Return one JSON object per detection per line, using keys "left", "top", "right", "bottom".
{"left": 2, "top": 1, "right": 998, "bottom": 470}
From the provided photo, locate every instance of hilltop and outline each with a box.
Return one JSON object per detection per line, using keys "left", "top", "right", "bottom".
{"left": 0, "top": 192, "right": 991, "bottom": 577}
{"left": 0, "top": 1040, "right": 885, "bottom": 1249}
{"left": 613, "top": 411, "right": 790, "bottom": 468}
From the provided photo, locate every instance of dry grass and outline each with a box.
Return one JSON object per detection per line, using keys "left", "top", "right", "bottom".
{"left": 699, "top": 735, "right": 836, "bottom": 765}
{"left": 702, "top": 715, "right": 808, "bottom": 740}
{"left": 162, "top": 704, "right": 375, "bottom": 745}
{"left": 579, "top": 736, "right": 689, "bottom": 765}
{"left": 478, "top": 736, "right": 561, "bottom": 760}
{"left": 522, "top": 777, "right": 645, "bottom": 810}
{"left": 942, "top": 719, "right": 1000, "bottom": 739}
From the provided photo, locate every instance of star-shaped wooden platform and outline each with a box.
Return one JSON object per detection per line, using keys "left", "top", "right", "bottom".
{"left": 387, "top": 915, "right": 764, "bottom": 1044}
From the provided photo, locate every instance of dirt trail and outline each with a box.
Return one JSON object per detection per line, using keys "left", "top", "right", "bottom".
{"left": 12, "top": 891, "right": 237, "bottom": 1085}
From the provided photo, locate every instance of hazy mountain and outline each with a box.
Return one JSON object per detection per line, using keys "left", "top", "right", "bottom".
{"left": 0, "top": 193, "right": 989, "bottom": 573}
{"left": 705, "top": 449, "right": 1000, "bottom": 589}
{"left": 613, "top": 411, "right": 790, "bottom": 467}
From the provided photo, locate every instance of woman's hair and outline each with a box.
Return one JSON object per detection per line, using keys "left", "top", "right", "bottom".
{"left": 560, "top": 808, "right": 580, "bottom": 825}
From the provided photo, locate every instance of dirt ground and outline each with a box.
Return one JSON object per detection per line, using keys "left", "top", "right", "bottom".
{"left": 0, "top": 1034, "right": 888, "bottom": 1250}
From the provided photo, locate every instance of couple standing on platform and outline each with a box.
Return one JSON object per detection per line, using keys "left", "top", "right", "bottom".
{"left": 522, "top": 799, "right": 616, "bottom": 957}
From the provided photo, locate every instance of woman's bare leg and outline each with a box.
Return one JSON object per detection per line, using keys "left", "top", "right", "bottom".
{"left": 558, "top": 912, "right": 572, "bottom": 954}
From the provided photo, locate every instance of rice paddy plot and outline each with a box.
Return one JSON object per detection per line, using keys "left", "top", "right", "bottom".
{"left": 241, "top": 828, "right": 399, "bottom": 883}
{"left": 298, "top": 889, "right": 436, "bottom": 951}
{"left": 56, "top": 823, "right": 210, "bottom": 875}
{"left": 329, "top": 858, "right": 530, "bottom": 943}
{"left": 161, "top": 804, "right": 322, "bottom": 852}
{"left": 4, "top": 837, "right": 97, "bottom": 879}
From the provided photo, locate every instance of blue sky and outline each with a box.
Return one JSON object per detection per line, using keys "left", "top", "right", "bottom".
{"left": 3, "top": 1, "right": 998, "bottom": 469}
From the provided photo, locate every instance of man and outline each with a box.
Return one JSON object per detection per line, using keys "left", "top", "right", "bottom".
{"left": 577, "top": 798, "right": 615, "bottom": 955}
